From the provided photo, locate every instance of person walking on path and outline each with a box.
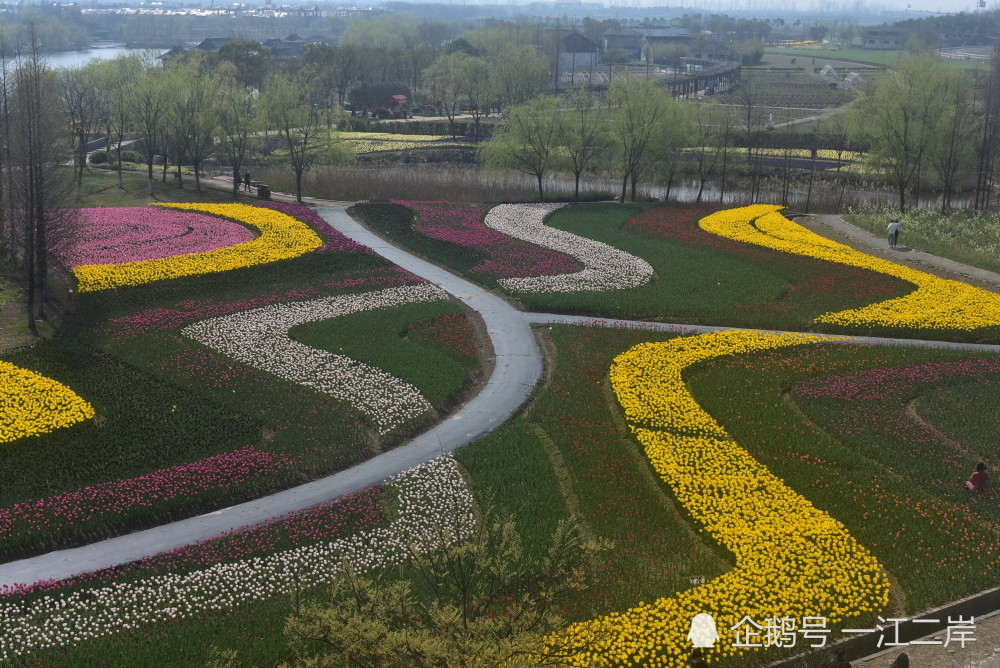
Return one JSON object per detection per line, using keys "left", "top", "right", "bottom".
{"left": 244, "top": 171, "right": 252, "bottom": 192}
{"left": 887, "top": 220, "right": 901, "bottom": 249}
{"left": 966, "top": 461, "right": 990, "bottom": 493}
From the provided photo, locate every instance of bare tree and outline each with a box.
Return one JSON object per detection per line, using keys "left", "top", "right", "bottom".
{"left": 215, "top": 62, "right": 259, "bottom": 199}
{"left": 3, "top": 42, "right": 74, "bottom": 333}
{"left": 131, "top": 56, "right": 170, "bottom": 196}
{"left": 556, "top": 89, "right": 609, "bottom": 203}
{"left": 975, "top": 56, "right": 1000, "bottom": 212}
{"left": 95, "top": 54, "right": 142, "bottom": 189}
{"left": 850, "top": 53, "right": 954, "bottom": 212}
{"left": 479, "top": 95, "right": 560, "bottom": 202}
{"left": 164, "top": 54, "right": 218, "bottom": 192}
{"left": 608, "top": 78, "right": 671, "bottom": 203}
{"left": 263, "top": 71, "right": 346, "bottom": 203}
{"left": 58, "top": 64, "right": 104, "bottom": 199}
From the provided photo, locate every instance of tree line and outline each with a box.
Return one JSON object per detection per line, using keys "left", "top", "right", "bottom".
{"left": 1, "top": 36, "right": 996, "bottom": 335}
{"left": 481, "top": 52, "right": 1000, "bottom": 213}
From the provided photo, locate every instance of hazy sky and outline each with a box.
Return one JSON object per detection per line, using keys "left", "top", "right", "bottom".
{"left": 605, "top": 0, "right": 983, "bottom": 16}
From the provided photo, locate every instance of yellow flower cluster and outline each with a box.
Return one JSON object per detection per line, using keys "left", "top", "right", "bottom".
{"left": 550, "top": 330, "right": 889, "bottom": 667}
{"left": 684, "top": 148, "right": 861, "bottom": 162}
{"left": 73, "top": 204, "right": 322, "bottom": 292}
{"left": 0, "top": 360, "right": 94, "bottom": 443}
{"left": 339, "top": 132, "right": 465, "bottom": 154}
{"left": 700, "top": 205, "right": 1000, "bottom": 330}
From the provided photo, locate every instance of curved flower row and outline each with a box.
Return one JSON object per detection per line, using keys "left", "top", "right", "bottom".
{"left": 182, "top": 284, "right": 447, "bottom": 434}
{"left": 0, "top": 361, "right": 94, "bottom": 444}
{"left": 52, "top": 207, "right": 255, "bottom": 268}
{"left": 2, "top": 485, "right": 385, "bottom": 601}
{"left": 72, "top": 203, "right": 323, "bottom": 292}
{"left": 699, "top": 205, "right": 1000, "bottom": 330}
{"left": 99, "top": 267, "right": 422, "bottom": 342}
{"left": 340, "top": 132, "right": 466, "bottom": 154}
{"left": 0, "top": 446, "right": 296, "bottom": 544}
{"left": 254, "top": 201, "right": 373, "bottom": 254}
{"left": 398, "top": 201, "right": 581, "bottom": 279}
{"left": 0, "top": 455, "right": 475, "bottom": 661}
{"left": 484, "top": 203, "right": 655, "bottom": 293}
{"left": 551, "top": 331, "right": 889, "bottom": 666}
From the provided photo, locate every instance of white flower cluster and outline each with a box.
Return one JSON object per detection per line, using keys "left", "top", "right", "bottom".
{"left": 0, "top": 455, "right": 475, "bottom": 661}
{"left": 182, "top": 284, "right": 447, "bottom": 434}
{"left": 484, "top": 203, "right": 654, "bottom": 293}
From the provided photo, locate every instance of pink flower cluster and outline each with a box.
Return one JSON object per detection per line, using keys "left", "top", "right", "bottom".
{"left": 52, "top": 207, "right": 255, "bottom": 267}
{"left": 0, "top": 485, "right": 385, "bottom": 600}
{"left": 397, "top": 201, "right": 580, "bottom": 278}
{"left": 0, "top": 446, "right": 297, "bottom": 548}
{"left": 255, "top": 202, "right": 372, "bottom": 254}
{"left": 97, "top": 267, "right": 424, "bottom": 340}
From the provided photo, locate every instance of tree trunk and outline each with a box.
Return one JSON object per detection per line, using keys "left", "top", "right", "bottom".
{"left": 536, "top": 172, "right": 544, "bottom": 202}
{"left": 115, "top": 143, "right": 123, "bottom": 188}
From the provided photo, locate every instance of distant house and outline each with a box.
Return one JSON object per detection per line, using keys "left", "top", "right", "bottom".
{"left": 158, "top": 45, "right": 189, "bottom": 64}
{"left": 557, "top": 31, "right": 599, "bottom": 70}
{"left": 604, "top": 29, "right": 643, "bottom": 62}
{"left": 862, "top": 27, "right": 906, "bottom": 50}
{"left": 193, "top": 37, "right": 232, "bottom": 53}
{"left": 636, "top": 26, "right": 694, "bottom": 62}
{"left": 263, "top": 34, "right": 307, "bottom": 59}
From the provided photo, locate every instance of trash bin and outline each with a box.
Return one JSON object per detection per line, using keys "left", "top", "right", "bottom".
{"left": 257, "top": 184, "right": 270, "bottom": 200}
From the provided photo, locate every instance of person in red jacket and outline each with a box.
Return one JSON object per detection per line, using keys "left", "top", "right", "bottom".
{"left": 966, "top": 462, "right": 990, "bottom": 493}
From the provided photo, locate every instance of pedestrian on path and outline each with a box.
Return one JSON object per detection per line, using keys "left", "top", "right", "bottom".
{"left": 887, "top": 220, "right": 901, "bottom": 249}
{"left": 244, "top": 171, "right": 252, "bottom": 192}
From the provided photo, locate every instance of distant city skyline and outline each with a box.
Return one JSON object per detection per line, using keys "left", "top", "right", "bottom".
{"left": 379, "top": 0, "right": 988, "bottom": 21}
{"left": 579, "top": 0, "right": 977, "bottom": 15}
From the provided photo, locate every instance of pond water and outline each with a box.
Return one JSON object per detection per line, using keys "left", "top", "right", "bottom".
{"left": 11, "top": 43, "right": 167, "bottom": 70}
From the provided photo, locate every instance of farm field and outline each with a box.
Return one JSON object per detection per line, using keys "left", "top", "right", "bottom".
{"left": 3, "top": 196, "right": 1000, "bottom": 667}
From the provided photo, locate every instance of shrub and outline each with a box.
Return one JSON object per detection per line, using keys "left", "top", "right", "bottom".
{"left": 120, "top": 149, "right": 145, "bottom": 164}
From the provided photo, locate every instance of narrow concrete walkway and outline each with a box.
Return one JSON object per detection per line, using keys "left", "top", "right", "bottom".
{"left": 796, "top": 213, "right": 1000, "bottom": 293}
{"left": 524, "top": 312, "right": 1000, "bottom": 353}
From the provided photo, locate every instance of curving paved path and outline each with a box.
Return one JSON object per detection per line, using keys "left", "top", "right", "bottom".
{"left": 3, "top": 204, "right": 1000, "bottom": 593}
{"left": 0, "top": 205, "right": 542, "bottom": 589}
{"left": 797, "top": 213, "right": 1000, "bottom": 294}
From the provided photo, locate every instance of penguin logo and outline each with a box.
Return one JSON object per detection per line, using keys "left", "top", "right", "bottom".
{"left": 688, "top": 613, "right": 719, "bottom": 648}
